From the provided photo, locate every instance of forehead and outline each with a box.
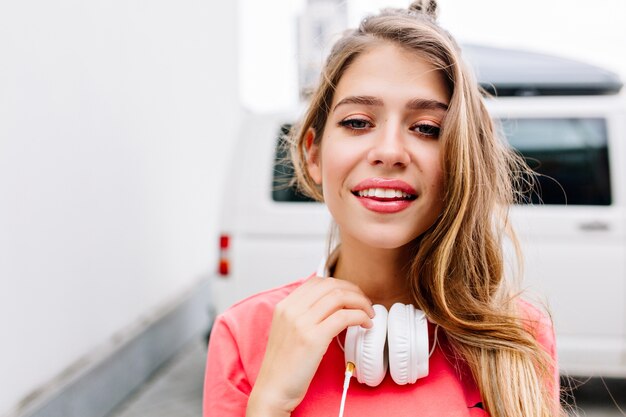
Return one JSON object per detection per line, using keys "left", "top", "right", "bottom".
{"left": 333, "top": 42, "right": 450, "bottom": 107}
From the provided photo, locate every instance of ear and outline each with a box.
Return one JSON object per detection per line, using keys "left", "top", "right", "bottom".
{"left": 305, "top": 128, "right": 322, "bottom": 185}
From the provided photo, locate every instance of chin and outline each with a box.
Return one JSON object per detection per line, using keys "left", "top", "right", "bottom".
{"left": 352, "top": 228, "right": 422, "bottom": 251}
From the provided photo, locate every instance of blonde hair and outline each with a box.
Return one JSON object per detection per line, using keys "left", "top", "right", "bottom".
{"left": 290, "top": 1, "right": 563, "bottom": 416}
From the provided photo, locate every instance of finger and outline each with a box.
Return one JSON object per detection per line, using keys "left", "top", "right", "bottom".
{"left": 318, "top": 309, "right": 374, "bottom": 341}
{"left": 281, "top": 276, "right": 371, "bottom": 314}
{"left": 306, "top": 287, "right": 375, "bottom": 324}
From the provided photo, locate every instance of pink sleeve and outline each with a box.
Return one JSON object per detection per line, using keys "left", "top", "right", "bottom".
{"left": 203, "top": 315, "right": 251, "bottom": 417}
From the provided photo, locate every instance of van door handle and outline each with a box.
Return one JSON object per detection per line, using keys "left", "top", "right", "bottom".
{"left": 579, "top": 221, "right": 610, "bottom": 232}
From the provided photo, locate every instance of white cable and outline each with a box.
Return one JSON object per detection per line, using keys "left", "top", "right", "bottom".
{"left": 336, "top": 334, "right": 345, "bottom": 352}
{"left": 337, "top": 321, "right": 438, "bottom": 417}
{"left": 338, "top": 362, "right": 354, "bottom": 417}
{"left": 429, "top": 324, "right": 439, "bottom": 357}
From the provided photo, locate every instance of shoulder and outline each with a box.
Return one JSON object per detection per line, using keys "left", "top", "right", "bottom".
{"left": 516, "top": 299, "right": 560, "bottom": 403}
{"left": 206, "top": 275, "right": 312, "bottom": 386}
{"left": 516, "top": 298, "right": 556, "bottom": 359}
{"left": 215, "top": 275, "right": 311, "bottom": 337}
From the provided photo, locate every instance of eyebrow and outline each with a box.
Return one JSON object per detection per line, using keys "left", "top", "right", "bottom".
{"left": 406, "top": 98, "right": 449, "bottom": 112}
{"left": 333, "top": 95, "right": 449, "bottom": 112}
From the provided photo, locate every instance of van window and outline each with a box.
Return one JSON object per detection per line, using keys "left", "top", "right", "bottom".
{"left": 500, "top": 118, "right": 611, "bottom": 205}
{"left": 272, "top": 124, "right": 316, "bottom": 203}
{"left": 272, "top": 118, "right": 612, "bottom": 206}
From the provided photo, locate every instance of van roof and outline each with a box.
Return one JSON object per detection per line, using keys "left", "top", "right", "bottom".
{"left": 462, "top": 44, "right": 623, "bottom": 96}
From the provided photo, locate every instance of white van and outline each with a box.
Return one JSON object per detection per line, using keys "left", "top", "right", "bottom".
{"left": 213, "top": 45, "right": 626, "bottom": 377}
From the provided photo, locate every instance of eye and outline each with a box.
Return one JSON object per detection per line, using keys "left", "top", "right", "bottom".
{"left": 411, "top": 122, "right": 441, "bottom": 138}
{"left": 338, "top": 117, "right": 373, "bottom": 130}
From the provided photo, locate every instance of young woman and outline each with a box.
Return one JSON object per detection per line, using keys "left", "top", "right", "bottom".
{"left": 204, "top": 1, "right": 561, "bottom": 416}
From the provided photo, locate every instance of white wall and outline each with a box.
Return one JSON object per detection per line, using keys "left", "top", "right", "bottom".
{"left": 0, "top": 1, "right": 239, "bottom": 415}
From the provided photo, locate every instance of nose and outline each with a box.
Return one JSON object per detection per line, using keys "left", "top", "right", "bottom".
{"left": 367, "top": 125, "right": 411, "bottom": 168}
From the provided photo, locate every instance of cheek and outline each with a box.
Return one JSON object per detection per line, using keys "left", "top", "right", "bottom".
{"left": 320, "top": 141, "right": 353, "bottom": 186}
{"left": 419, "top": 148, "right": 445, "bottom": 196}
{"left": 432, "top": 165, "right": 445, "bottom": 197}
{"left": 420, "top": 154, "right": 446, "bottom": 219}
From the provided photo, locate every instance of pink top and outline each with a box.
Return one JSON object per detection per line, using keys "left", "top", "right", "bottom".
{"left": 203, "top": 275, "right": 558, "bottom": 417}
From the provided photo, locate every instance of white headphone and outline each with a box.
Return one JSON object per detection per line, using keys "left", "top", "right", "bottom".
{"left": 315, "top": 258, "right": 434, "bottom": 387}
{"left": 343, "top": 303, "right": 431, "bottom": 386}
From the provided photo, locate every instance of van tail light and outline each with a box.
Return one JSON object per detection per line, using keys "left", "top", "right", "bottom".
{"left": 218, "top": 234, "right": 230, "bottom": 276}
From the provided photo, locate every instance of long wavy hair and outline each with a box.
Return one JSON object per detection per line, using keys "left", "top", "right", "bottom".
{"left": 289, "top": 1, "right": 563, "bottom": 416}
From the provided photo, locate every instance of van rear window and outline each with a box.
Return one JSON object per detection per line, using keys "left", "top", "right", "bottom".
{"left": 501, "top": 117, "right": 611, "bottom": 205}
{"left": 272, "top": 118, "right": 612, "bottom": 206}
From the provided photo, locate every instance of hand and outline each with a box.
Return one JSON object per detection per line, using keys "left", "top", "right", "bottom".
{"left": 246, "top": 276, "right": 374, "bottom": 417}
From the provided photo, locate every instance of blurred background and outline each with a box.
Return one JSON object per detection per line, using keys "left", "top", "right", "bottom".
{"left": 242, "top": 0, "right": 626, "bottom": 112}
{"left": 1, "top": 1, "right": 625, "bottom": 417}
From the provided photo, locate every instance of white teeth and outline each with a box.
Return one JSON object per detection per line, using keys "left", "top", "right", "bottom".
{"left": 356, "top": 188, "right": 413, "bottom": 198}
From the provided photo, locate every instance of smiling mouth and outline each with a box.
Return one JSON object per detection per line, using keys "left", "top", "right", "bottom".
{"left": 352, "top": 188, "right": 417, "bottom": 201}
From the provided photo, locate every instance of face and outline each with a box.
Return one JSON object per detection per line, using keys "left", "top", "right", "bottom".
{"left": 306, "top": 42, "right": 450, "bottom": 250}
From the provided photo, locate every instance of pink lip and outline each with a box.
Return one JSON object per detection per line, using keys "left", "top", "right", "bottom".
{"left": 351, "top": 178, "right": 417, "bottom": 214}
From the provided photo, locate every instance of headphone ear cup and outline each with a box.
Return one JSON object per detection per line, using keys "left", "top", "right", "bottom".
{"left": 387, "top": 303, "right": 429, "bottom": 384}
{"left": 344, "top": 304, "right": 388, "bottom": 387}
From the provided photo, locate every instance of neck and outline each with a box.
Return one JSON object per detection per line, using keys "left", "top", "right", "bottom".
{"left": 331, "top": 235, "right": 415, "bottom": 310}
